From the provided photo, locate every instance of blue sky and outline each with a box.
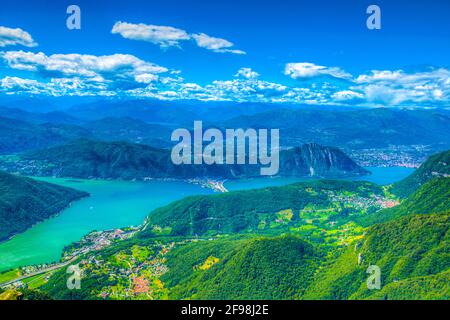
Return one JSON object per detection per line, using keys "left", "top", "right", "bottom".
{"left": 0, "top": 0, "right": 449, "bottom": 108}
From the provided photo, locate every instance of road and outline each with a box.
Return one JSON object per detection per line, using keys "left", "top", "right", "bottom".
{"left": 0, "top": 257, "right": 78, "bottom": 288}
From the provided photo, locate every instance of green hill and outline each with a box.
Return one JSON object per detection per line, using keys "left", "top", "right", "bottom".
{"left": 145, "top": 180, "right": 385, "bottom": 238}
{"left": 0, "top": 171, "right": 89, "bottom": 241}
{"left": 304, "top": 212, "right": 449, "bottom": 300}
{"left": 36, "top": 177, "right": 448, "bottom": 301}
{"left": 163, "top": 235, "right": 322, "bottom": 300}
{"left": 391, "top": 150, "right": 450, "bottom": 198}
{"left": 363, "top": 177, "right": 450, "bottom": 225}
{"left": 364, "top": 270, "right": 450, "bottom": 300}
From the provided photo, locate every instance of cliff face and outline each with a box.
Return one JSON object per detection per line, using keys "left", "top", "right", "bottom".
{"left": 278, "top": 143, "right": 369, "bottom": 178}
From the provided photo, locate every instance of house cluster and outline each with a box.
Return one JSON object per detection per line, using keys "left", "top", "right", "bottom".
{"left": 64, "top": 228, "right": 138, "bottom": 260}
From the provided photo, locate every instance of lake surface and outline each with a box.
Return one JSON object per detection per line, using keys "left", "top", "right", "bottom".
{"left": 0, "top": 179, "right": 214, "bottom": 272}
{"left": 225, "top": 166, "right": 415, "bottom": 191}
{"left": 0, "top": 166, "right": 414, "bottom": 272}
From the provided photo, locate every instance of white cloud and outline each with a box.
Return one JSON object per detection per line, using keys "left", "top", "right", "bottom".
{"left": 191, "top": 33, "right": 246, "bottom": 54}
{"left": 0, "top": 49, "right": 448, "bottom": 108}
{"left": 353, "top": 68, "right": 450, "bottom": 106}
{"left": 1, "top": 76, "right": 39, "bottom": 90}
{"left": 0, "top": 26, "right": 37, "bottom": 48}
{"left": 0, "top": 75, "right": 117, "bottom": 96}
{"left": 332, "top": 90, "right": 364, "bottom": 101}
{"left": 111, "top": 21, "right": 190, "bottom": 48}
{"left": 235, "top": 67, "right": 259, "bottom": 79}
{"left": 1, "top": 51, "right": 169, "bottom": 87}
{"left": 285, "top": 62, "right": 352, "bottom": 80}
{"left": 111, "top": 21, "right": 245, "bottom": 54}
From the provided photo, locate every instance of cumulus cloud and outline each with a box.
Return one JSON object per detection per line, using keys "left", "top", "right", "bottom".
{"left": 0, "top": 26, "right": 37, "bottom": 48}
{"left": 1, "top": 51, "right": 169, "bottom": 89}
{"left": 235, "top": 67, "right": 259, "bottom": 79}
{"left": 191, "top": 33, "right": 246, "bottom": 54}
{"left": 0, "top": 76, "right": 112, "bottom": 96}
{"left": 353, "top": 68, "right": 450, "bottom": 106}
{"left": 285, "top": 62, "right": 352, "bottom": 80}
{"left": 111, "top": 21, "right": 245, "bottom": 54}
{"left": 111, "top": 21, "right": 190, "bottom": 48}
{"left": 332, "top": 90, "right": 364, "bottom": 101}
{"left": 0, "top": 49, "right": 447, "bottom": 108}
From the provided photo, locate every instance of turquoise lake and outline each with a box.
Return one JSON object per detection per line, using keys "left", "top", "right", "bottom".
{"left": 0, "top": 166, "right": 414, "bottom": 272}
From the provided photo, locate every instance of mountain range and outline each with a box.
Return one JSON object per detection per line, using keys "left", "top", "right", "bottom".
{"left": 1, "top": 101, "right": 449, "bottom": 155}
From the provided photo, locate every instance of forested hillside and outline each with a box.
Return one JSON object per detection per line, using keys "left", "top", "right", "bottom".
{"left": 5, "top": 152, "right": 450, "bottom": 301}
{"left": 391, "top": 150, "right": 450, "bottom": 197}
{"left": 163, "top": 236, "right": 323, "bottom": 300}
{"left": 1, "top": 140, "right": 367, "bottom": 180}
{"left": 362, "top": 177, "right": 450, "bottom": 225}
{"left": 144, "top": 180, "right": 386, "bottom": 237}
{"left": 304, "top": 212, "right": 449, "bottom": 300}
{"left": 0, "top": 171, "right": 89, "bottom": 241}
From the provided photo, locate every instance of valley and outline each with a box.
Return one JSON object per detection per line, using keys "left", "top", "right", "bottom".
{"left": 0, "top": 166, "right": 415, "bottom": 294}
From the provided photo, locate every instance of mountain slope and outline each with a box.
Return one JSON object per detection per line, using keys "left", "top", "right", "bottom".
{"left": 34, "top": 167, "right": 449, "bottom": 300}
{"left": 391, "top": 150, "right": 450, "bottom": 197}
{"left": 0, "top": 117, "right": 62, "bottom": 154}
{"left": 221, "top": 108, "right": 450, "bottom": 150}
{"left": 0, "top": 107, "right": 81, "bottom": 125}
{"left": 278, "top": 143, "right": 368, "bottom": 177}
{"left": 164, "top": 235, "right": 322, "bottom": 300}
{"left": 363, "top": 177, "right": 450, "bottom": 225}
{"left": 0, "top": 116, "right": 92, "bottom": 154}
{"left": 144, "top": 180, "right": 385, "bottom": 237}
{"left": 0, "top": 171, "right": 89, "bottom": 241}
{"left": 304, "top": 212, "right": 449, "bottom": 300}
{"left": 82, "top": 117, "right": 173, "bottom": 148}
{"left": 8, "top": 140, "right": 367, "bottom": 180}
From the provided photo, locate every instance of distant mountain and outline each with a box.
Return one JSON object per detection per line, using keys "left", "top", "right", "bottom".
{"left": 67, "top": 99, "right": 294, "bottom": 124}
{"left": 0, "top": 116, "right": 92, "bottom": 154}
{"left": 82, "top": 117, "right": 173, "bottom": 149}
{"left": 0, "top": 116, "right": 56, "bottom": 154}
{"left": 220, "top": 108, "right": 450, "bottom": 150}
{"left": 278, "top": 143, "right": 369, "bottom": 177}
{"left": 0, "top": 107, "right": 82, "bottom": 125}
{"left": 0, "top": 107, "right": 176, "bottom": 151}
{"left": 0, "top": 95, "right": 99, "bottom": 113}
{"left": 2, "top": 100, "right": 450, "bottom": 155}
{"left": 391, "top": 150, "right": 450, "bottom": 197}
{"left": 0, "top": 171, "right": 88, "bottom": 241}
{"left": 11, "top": 140, "right": 368, "bottom": 180}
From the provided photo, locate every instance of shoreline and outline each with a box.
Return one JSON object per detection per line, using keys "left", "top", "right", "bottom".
{"left": 0, "top": 193, "right": 89, "bottom": 246}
